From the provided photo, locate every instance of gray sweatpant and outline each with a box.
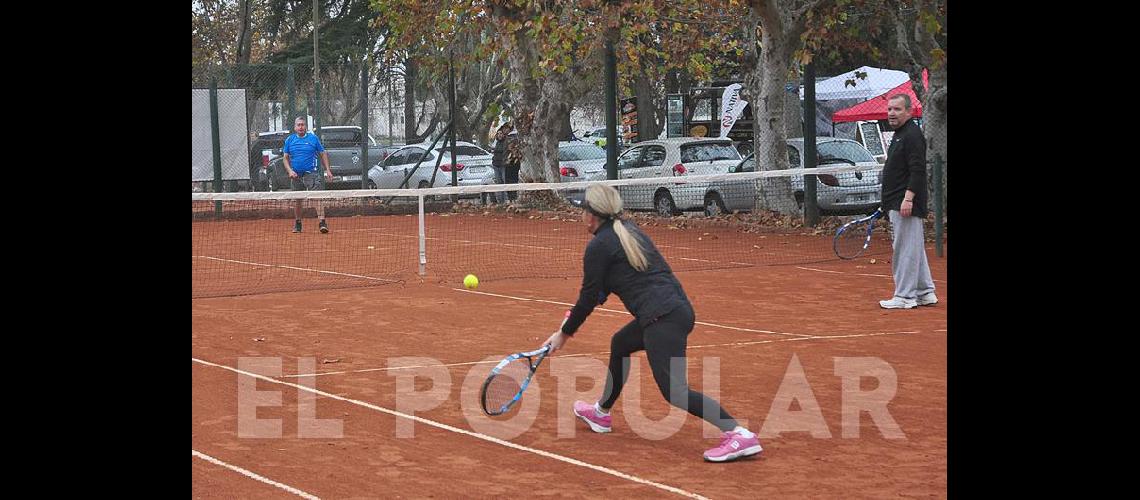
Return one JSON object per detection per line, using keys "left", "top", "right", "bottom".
{"left": 888, "top": 210, "right": 936, "bottom": 300}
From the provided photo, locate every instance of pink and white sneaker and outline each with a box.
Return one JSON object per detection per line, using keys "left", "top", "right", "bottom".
{"left": 573, "top": 400, "right": 612, "bottom": 433}
{"left": 703, "top": 430, "right": 763, "bottom": 462}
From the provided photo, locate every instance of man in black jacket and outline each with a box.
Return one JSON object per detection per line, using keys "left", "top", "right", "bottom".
{"left": 879, "top": 94, "right": 937, "bottom": 309}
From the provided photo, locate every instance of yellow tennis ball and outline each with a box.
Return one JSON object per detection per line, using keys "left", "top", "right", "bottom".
{"left": 463, "top": 274, "right": 479, "bottom": 289}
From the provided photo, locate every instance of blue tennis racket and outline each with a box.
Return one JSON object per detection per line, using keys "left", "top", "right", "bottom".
{"left": 834, "top": 208, "right": 882, "bottom": 259}
{"left": 480, "top": 344, "right": 551, "bottom": 416}
{"left": 480, "top": 311, "right": 570, "bottom": 416}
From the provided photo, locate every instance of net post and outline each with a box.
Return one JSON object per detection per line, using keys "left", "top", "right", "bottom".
{"left": 418, "top": 193, "right": 427, "bottom": 276}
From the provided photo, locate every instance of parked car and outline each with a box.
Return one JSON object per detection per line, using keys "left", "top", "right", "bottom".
{"left": 250, "top": 130, "right": 292, "bottom": 191}
{"left": 786, "top": 137, "right": 881, "bottom": 214}
{"left": 367, "top": 141, "right": 495, "bottom": 193}
{"left": 581, "top": 127, "right": 624, "bottom": 149}
{"left": 604, "top": 137, "right": 742, "bottom": 216}
{"left": 554, "top": 141, "right": 608, "bottom": 183}
{"left": 717, "top": 138, "right": 881, "bottom": 216}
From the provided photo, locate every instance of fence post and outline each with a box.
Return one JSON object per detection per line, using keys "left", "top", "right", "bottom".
{"left": 210, "top": 78, "right": 224, "bottom": 214}
{"left": 361, "top": 64, "right": 370, "bottom": 188}
{"left": 933, "top": 153, "right": 944, "bottom": 257}
{"left": 802, "top": 62, "right": 818, "bottom": 226}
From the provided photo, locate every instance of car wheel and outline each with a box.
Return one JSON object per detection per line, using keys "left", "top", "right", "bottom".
{"left": 655, "top": 191, "right": 679, "bottom": 217}
{"left": 704, "top": 192, "right": 728, "bottom": 217}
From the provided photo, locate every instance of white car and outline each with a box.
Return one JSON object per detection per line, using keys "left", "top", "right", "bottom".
{"left": 367, "top": 141, "right": 495, "bottom": 191}
{"left": 785, "top": 137, "right": 881, "bottom": 214}
{"left": 553, "top": 141, "right": 609, "bottom": 182}
{"left": 603, "top": 138, "right": 742, "bottom": 216}
{"left": 716, "top": 138, "right": 881, "bottom": 216}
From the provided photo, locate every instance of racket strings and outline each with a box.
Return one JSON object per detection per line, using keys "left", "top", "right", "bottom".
{"left": 835, "top": 223, "right": 871, "bottom": 258}
{"left": 484, "top": 359, "right": 531, "bottom": 411}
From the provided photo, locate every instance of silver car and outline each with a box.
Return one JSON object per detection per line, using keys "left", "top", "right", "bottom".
{"left": 786, "top": 138, "right": 881, "bottom": 214}
{"left": 715, "top": 138, "right": 881, "bottom": 216}
{"left": 605, "top": 138, "right": 742, "bottom": 216}
{"left": 367, "top": 141, "right": 495, "bottom": 191}
{"left": 555, "top": 141, "right": 609, "bottom": 183}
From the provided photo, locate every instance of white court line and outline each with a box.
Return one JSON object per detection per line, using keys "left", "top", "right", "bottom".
{"left": 687, "top": 330, "right": 916, "bottom": 350}
{"left": 283, "top": 330, "right": 919, "bottom": 378}
{"left": 451, "top": 240, "right": 555, "bottom": 250}
{"left": 193, "top": 256, "right": 401, "bottom": 283}
{"left": 355, "top": 231, "right": 554, "bottom": 250}
{"left": 192, "top": 449, "right": 320, "bottom": 500}
{"left": 452, "top": 288, "right": 814, "bottom": 338}
{"left": 192, "top": 358, "right": 708, "bottom": 500}
{"left": 678, "top": 257, "right": 717, "bottom": 263}
{"left": 796, "top": 266, "right": 947, "bottom": 283}
{"left": 796, "top": 267, "right": 843, "bottom": 274}
{"left": 282, "top": 352, "right": 598, "bottom": 378}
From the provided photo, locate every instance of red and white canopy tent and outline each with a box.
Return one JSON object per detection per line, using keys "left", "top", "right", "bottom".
{"left": 832, "top": 69, "right": 928, "bottom": 124}
{"left": 832, "top": 80, "right": 921, "bottom": 123}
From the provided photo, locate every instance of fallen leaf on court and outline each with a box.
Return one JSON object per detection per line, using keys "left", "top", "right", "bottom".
{"left": 253, "top": 337, "right": 266, "bottom": 342}
{"left": 870, "top": 259, "right": 877, "bottom": 264}
{"left": 322, "top": 358, "right": 341, "bottom": 364}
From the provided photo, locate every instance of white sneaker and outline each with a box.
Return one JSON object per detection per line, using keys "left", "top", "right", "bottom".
{"left": 879, "top": 296, "right": 917, "bottom": 309}
{"left": 917, "top": 292, "right": 938, "bottom": 306}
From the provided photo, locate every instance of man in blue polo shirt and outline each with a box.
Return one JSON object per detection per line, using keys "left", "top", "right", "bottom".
{"left": 283, "top": 116, "right": 334, "bottom": 233}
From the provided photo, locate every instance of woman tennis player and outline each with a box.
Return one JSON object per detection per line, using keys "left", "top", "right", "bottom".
{"left": 541, "top": 184, "right": 762, "bottom": 462}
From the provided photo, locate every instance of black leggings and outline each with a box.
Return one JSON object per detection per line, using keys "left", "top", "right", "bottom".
{"left": 598, "top": 304, "right": 739, "bottom": 432}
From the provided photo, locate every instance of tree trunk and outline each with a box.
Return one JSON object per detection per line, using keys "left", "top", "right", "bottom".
{"left": 748, "top": 20, "right": 797, "bottom": 213}
{"left": 559, "top": 111, "right": 573, "bottom": 141}
{"left": 922, "top": 66, "right": 947, "bottom": 215}
{"left": 635, "top": 72, "right": 662, "bottom": 141}
{"left": 506, "top": 24, "right": 565, "bottom": 184}
{"left": 235, "top": 0, "right": 253, "bottom": 64}
{"left": 784, "top": 73, "right": 803, "bottom": 139}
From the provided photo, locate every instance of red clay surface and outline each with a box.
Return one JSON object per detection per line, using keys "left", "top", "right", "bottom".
{"left": 193, "top": 211, "right": 947, "bottom": 498}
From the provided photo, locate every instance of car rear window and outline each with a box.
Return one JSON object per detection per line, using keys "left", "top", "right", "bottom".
{"left": 818, "top": 141, "right": 876, "bottom": 163}
{"left": 438, "top": 145, "right": 489, "bottom": 157}
{"left": 559, "top": 145, "right": 607, "bottom": 161}
{"left": 680, "top": 142, "right": 741, "bottom": 163}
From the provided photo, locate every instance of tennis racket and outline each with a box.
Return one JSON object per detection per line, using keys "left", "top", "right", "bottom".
{"left": 479, "top": 311, "right": 571, "bottom": 416}
{"left": 833, "top": 208, "right": 883, "bottom": 259}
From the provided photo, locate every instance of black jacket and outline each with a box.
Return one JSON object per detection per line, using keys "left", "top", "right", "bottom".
{"left": 562, "top": 219, "right": 691, "bottom": 336}
{"left": 491, "top": 136, "right": 510, "bottom": 167}
{"left": 880, "top": 118, "right": 928, "bottom": 218}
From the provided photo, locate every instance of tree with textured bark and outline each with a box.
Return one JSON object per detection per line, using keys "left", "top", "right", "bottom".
{"left": 742, "top": 0, "right": 838, "bottom": 214}
{"left": 373, "top": 0, "right": 743, "bottom": 183}
{"left": 883, "top": 0, "right": 945, "bottom": 173}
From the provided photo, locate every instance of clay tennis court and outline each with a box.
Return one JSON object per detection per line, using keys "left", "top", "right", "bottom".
{"left": 192, "top": 208, "right": 947, "bottom": 498}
